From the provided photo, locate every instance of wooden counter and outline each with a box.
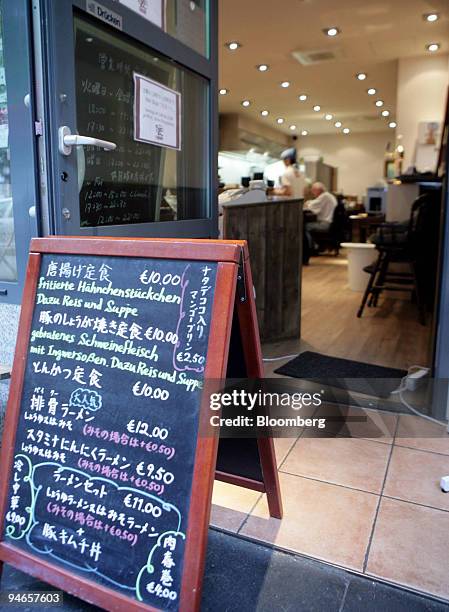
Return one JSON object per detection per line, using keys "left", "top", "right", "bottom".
{"left": 222, "top": 198, "right": 303, "bottom": 342}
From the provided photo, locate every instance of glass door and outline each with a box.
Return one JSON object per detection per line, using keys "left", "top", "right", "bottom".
{"left": 41, "top": 0, "right": 217, "bottom": 238}
{"left": 0, "top": 0, "right": 40, "bottom": 303}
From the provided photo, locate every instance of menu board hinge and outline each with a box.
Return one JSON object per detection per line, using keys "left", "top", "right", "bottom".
{"left": 237, "top": 249, "right": 247, "bottom": 303}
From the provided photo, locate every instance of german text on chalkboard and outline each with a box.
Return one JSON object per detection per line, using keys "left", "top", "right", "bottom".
{"left": 3, "top": 253, "right": 217, "bottom": 610}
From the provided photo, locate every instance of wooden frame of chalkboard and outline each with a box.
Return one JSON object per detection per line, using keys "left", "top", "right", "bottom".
{"left": 214, "top": 248, "right": 283, "bottom": 520}
{"left": 0, "top": 236, "right": 282, "bottom": 611}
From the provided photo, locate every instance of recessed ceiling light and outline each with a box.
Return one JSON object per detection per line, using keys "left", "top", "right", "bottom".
{"left": 289, "top": 125, "right": 297, "bottom": 131}
{"left": 424, "top": 13, "right": 439, "bottom": 22}
{"left": 367, "top": 88, "right": 377, "bottom": 95}
{"left": 261, "top": 110, "right": 270, "bottom": 117}
{"left": 313, "top": 105, "right": 321, "bottom": 112}
{"left": 323, "top": 27, "right": 340, "bottom": 37}
{"left": 226, "top": 41, "right": 241, "bottom": 50}
{"left": 426, "top": 42, "right": 440, "bottom": 52}
{"left": 343, "top": 128, "right": 350, "bottom": 134}
{"left": 334, "top": 121, "right": 342, "bottom": 128}
{"left": 375, "top": 100, "right": 384, "bottom": 107}
{"left": 301, "top": 130, "right": 308, "bottom": 136}
{"left": 356, "top": 72, "right": 367, "bottom": 81}
{"left": 277, "top": 117, "right": 285, "bottom": 124}
{"left": 257, "top": 64, "right": 269, "bottom": 72}
{"left": 298, "top": 94, "right": 308, "bottom": 101}
{"left": 389, "top": 121, "right": 397, "bottom": 128}
{"left": 397, "top": 144, "right": 405, "bottom": 153}
{"left": 381, "top": 110, "right": 390, "bottom": 117}
{"left": 241, "top": 99, "right": 251, "bottom": 107}
{"left": 219, "top": 88, "right": 229, "bottom": 95}
{"left": 325, "top": 114, "right": 333, "bottom": 120}
{"left": 281, "top": 81, "right": 290, "bottom": 88}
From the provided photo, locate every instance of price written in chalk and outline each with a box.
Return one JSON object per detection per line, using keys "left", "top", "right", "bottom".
{"left": 4, "top": 253, "right": 217, "bottom": 608}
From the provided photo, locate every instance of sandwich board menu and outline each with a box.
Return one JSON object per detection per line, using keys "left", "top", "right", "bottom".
{"left": 0, "top": 237, "right": 282, "bottom": 611}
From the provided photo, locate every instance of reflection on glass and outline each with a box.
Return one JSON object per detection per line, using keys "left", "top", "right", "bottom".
{"left": 117, "top": 0, "right": 209, "bottom": 58}
{"left": 74, "top": 12, "right": 209, "bottom": 228}
{"left": 166, "top": 0, "right": 209, "bottom": 58}
{"left": 0, "top": 5, "right": 17, "bottom": 282}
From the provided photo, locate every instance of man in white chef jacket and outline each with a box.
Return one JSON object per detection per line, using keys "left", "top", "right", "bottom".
{"left": 272, "top": 148, "right": 306, "bottom": 199}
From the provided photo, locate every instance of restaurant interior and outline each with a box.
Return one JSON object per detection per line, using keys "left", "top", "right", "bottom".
{"left": 211, "top": 0, "right": 449, "bottom": 604}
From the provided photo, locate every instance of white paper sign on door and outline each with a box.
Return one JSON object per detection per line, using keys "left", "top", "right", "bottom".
{"left": 134, "top": 73, "right": 181, "bottom": 151}
{"left": 118, "top": 0, "right": 165, "bottom": 29}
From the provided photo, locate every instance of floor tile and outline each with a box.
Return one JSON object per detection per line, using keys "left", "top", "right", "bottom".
{"left": 240, "top": 472, "right": 378, "bottom": 571}
{"left": 281, "top": 437, "right": 391, "bottom": 493}
{"left": 338, "top": 407, "right": 397, "bottom": 444}
{"left": 396, "top": 415, "right": 449, "bottom": 455}
{"left": 273, "top": 436, "right": 298, "bottom": 466}
{"left": 366, "top": 497, "right": 449, "bottom": 600}
{"left": 312, "top": 404, "right": 397, "bottom": 444}
{"left": 210, "top": 480, "right": 261, "bottom": 532}
{"left": 383, "top": 446, "right": 449, "bottom": 511}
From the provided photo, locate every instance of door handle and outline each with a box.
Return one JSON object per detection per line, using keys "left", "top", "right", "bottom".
{"left": 58, "top": 126, "right": 116, "bottom": 156}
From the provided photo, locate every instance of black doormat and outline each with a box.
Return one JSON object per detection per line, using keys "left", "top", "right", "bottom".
{"left": 274, "top": 351, "right": 407, "bottom": 398}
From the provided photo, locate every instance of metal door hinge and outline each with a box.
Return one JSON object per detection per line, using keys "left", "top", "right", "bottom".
{"left": 237, "top": 249, "right": 247, "bottom": 303}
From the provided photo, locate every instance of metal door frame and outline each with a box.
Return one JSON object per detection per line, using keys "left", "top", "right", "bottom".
{"left": 37, "top": 0, "right": 218, "bottom": 238}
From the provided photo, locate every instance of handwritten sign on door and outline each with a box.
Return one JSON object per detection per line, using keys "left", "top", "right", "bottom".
{"left": 134, "top": 73, "right": 181, "bottom": 151}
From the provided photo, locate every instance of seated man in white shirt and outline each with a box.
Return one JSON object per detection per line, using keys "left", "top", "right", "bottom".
{"left": 303, "top": 182, "right": 337, "bottom": 253}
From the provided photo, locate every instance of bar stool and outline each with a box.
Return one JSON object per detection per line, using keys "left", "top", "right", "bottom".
{"left": 357, "top": 195, "right": 430, "bottom": 325}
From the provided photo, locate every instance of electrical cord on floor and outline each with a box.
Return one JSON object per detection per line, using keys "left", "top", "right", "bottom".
{"left": 262, "top": 354, "right": 299, "bottom": 362}
{"left": 263, "top": 358, "right": 446, "bottom": 427}
{"left": 391, "top": 366, "right": 446, "bottom": 427}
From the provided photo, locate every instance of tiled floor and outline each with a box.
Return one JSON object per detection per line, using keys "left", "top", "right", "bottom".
{"left": 211, "top": 255, "right": 449, "bottom": 603}
{"left": 211, "top": 412, "right": 449, "bottom": 601}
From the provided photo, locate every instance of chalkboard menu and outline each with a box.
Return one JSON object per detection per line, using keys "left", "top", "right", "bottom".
{"left": 75, "top": 13, "right": 168, "bottom": 227}
{"left": 3, "top": 250, "right": 217, "bottom": 610}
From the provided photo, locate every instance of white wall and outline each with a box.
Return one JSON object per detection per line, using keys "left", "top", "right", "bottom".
{"left": 264, "top": 160, "right": 285, "bottom": 186}
{"left": 396, "top": 55, "right": 449, "bottom": 170}
{"left": 298, "top": 131, "right": 391, "bottom": 199}
{"left": 218, "top": 152, "right": 272, "bottom": 185}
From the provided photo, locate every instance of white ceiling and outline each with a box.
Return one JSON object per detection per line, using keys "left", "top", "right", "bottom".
{"left": 219, "top": 0, "right": 449, "bottom": 136}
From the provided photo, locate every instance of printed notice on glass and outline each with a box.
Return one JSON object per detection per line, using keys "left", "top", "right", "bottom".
{"left": 134, "top": 73, "right": 181, "bottom": 151}
{"left": 118, "top": 0, "right": 165, "bottom": 30}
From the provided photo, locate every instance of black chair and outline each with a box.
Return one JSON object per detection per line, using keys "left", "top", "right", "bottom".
{"left": 357, "top": 194, "right": 434, "bottom": 325}
{"left": 311, "top": 195, "right": 347, "bottom": 256}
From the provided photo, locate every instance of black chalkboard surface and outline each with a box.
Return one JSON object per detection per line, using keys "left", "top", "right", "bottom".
{"left": 2, "top": 252, "right": 217, "bottom": 610}
{"left": 0, "top": 237, "right": 282, "bottom": 611}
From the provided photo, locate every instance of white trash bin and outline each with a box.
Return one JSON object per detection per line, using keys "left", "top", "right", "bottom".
{"left": 340, "top": 243, "right": 376, "bottom": 291}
